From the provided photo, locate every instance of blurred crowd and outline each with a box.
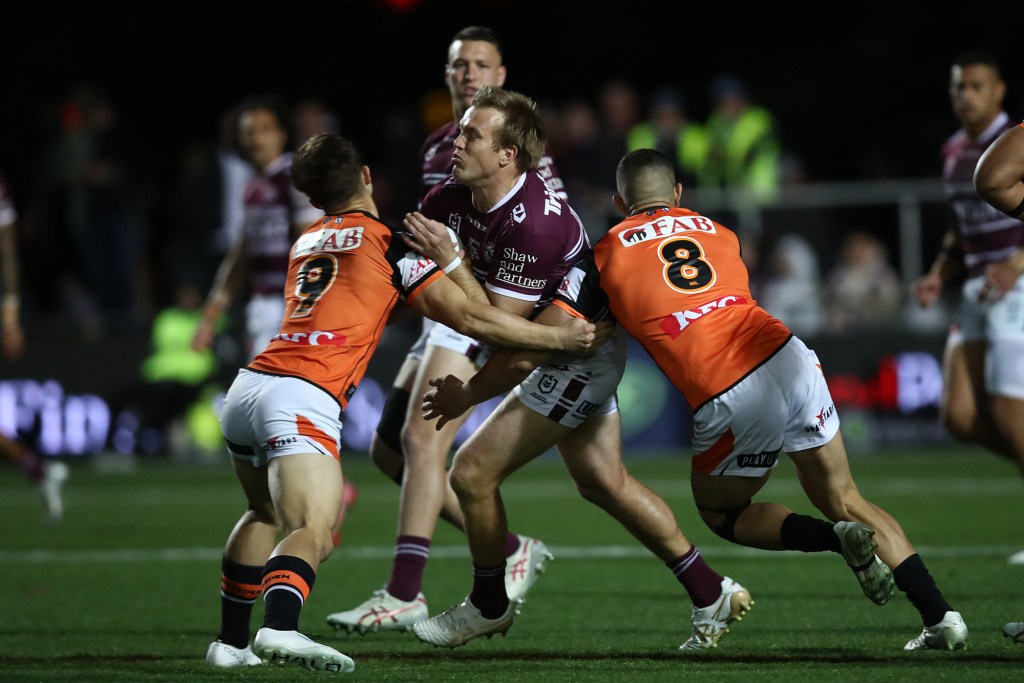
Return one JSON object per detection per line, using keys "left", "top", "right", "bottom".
{"left": 4, "top": 75, "right": 935, "bottom": 357}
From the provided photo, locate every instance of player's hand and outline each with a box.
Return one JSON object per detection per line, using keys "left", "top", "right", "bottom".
{"left": 558, "top": 317, "right": 613, "bottom": 354}
{"left": 401, "top": 212, "right": 461, "bottom": 268}
{"left": 422, "top": 375, "right": 471, "bottom": 431}
{"left": 979, "top": 260, "right": 1019, "bottom": 302}
{"left": 1, "top": 323, "right": 24, "bottom": 360}
{"left": 910, "top": 273, "right": 942, "bottom": 308}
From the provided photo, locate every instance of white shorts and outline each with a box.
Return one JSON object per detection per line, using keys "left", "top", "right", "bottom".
{"left": 951, "top": 274, "right": 1024, "bottom": 399}
{"left": 246, "top": 294, "right": 286, "bottom": 360}
{"left": 220, "top": 369, "right": 343, "bottom": 467}
{"left": 407, "top": 318, "right": 490, "bottom": 368}
{"left": 691, "top": 336, "right": 839, "bottom": 477}
{"left": 512, "top": 331, "right": 625, "bottom": 428}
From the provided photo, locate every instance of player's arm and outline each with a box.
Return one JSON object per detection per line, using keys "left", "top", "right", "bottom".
{"left": 974, "top": 125, "right": 1024, "bottom": 293}
{"left": 400, "top": 211, "right": 489, "bottom": 304}
{"left": 193, "top": 232, "right": 249, "bottom": 351}
{"left": 912, "top": 228, "right": 962, "bottom": 308}
{"left": 407, "top": 274, "right": 606, "bottom": 354}
{"left": 421, "top": 303, "right": 576, "bottom": 430}
{"left": 975, "top": 125, "right": 1024, "bottom": 219}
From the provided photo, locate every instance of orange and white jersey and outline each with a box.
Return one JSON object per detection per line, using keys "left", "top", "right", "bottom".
{"left": 553, "top": 206, "right": 792, "bottom": 410}
{"left": 248, "top": 211, "right": 444, "bottom": 409}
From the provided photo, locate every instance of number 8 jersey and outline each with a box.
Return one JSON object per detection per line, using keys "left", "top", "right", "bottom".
{"left": 248, "top": 211, "right": 445, "bottom": 409}
{"left": 553, "top": 206, "right": 792, "bottom": 412}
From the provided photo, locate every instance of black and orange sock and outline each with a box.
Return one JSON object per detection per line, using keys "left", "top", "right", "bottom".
{"left": 261, "top": 555, "right": 316, "bottom": 632}
{"left": 217, "top": 557, "right": 263, "bottom": 649}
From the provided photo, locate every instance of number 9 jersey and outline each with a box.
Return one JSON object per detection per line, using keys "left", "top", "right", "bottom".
{"left": 553, "top": 206, "right": 792, "bottom": 412}
{"left": 248, "top": 211, "right": 446, "bottom": 410}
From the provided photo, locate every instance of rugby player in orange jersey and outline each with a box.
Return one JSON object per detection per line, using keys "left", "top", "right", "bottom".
{"left": 203, "top": 132, "right": 605, "bottom": 672}
{"left": 423, "top": 148, "right": 968, "bottom": 652}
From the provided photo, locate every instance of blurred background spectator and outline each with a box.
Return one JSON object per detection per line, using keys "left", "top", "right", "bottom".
{"left": 824, "top": 231, "right": 903, "bottom": 334}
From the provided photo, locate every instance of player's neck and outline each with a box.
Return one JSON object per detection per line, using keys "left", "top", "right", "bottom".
{"left": 629, "top": 202, "right": 671, "bottom": 216}
{"left": 470, "top": 172, "right": 521, "bottom": 213}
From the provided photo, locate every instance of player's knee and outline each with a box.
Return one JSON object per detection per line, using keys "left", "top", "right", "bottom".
{"left": 939, "top": 403, "right": 978, "bottom": 441}
{"left": 570, "top": 466, "right": 623, "bottom": 508}
{"left": 696, "top": 499, "right": 752, "bottom": 543}
{"left": 449, "top": 450, "right": 490, "bottom": 500}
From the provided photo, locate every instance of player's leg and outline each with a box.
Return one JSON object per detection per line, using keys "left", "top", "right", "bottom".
{"left": 325, "top": 341, "right": 479, "bottom": 634}
{"left": 558, "top": 410, "right": 692, "bottom": 561}
{"left": 253, "top": 450, "right": 353, "bottom": 671}
{"left": 371, "top": 355, "right": 467, "bottom": 530}
{"left": 559, "top": 410, "right": 751, "bottom": 651}
{"left": 415, "top": 394, "right": 566, "bottom": 648}
{"left": 941, "top": 338, "right": 1010, "bottom": 455}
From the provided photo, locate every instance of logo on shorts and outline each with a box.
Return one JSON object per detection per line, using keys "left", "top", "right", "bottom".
{"left": 267, "top": 436, "right": 298, "bottom": 450}
{"left": 804, "top": 404, "right": 836, "bottom": 433}
{"left": 538, "top": 374, "right": 559, "bottom": 394}
{"left": 576, "top": 400, "right": 598, "bottom": 417}
{"left": 737, "top": 449, "right": 779, "bottom": 468}
{"left": 345, "top": 384, "right": 357, "bottom": 401}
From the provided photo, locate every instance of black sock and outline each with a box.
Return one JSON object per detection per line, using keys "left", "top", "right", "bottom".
{"left": 469, "top": 563, "right": 508, "bottom": 619}
{"left": 217, "top": 557, "right": 263, "bottom": 648}
{"left": 893, "top": 554, "right": 952, "bottom": 627}
{"left": 780, "top": 513, "right": 841, "bottom": 553}
{"left": 261, "top": 555, "right": 317, "bottom": 632}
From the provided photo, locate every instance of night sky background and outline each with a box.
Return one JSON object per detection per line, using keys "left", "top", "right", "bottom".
{"left": 3, "top": 0, "right": 1022, "bottom": 205}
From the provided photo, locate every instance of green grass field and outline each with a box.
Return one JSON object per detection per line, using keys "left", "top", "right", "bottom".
{"left": 2, "top": 445, "right": 1022, "bottom": 681}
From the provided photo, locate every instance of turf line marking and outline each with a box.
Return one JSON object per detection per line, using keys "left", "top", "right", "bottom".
{"left": 1, "top": 544, "right": 1020, "bottom": 564}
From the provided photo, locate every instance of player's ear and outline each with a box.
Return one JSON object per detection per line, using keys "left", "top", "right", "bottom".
{"left": 500, "top": 145, "right": 517, "bottom": 168}
{"left": 673, "top": 182, "right": 683, "bottom": 206}
{"left": 361, "top": 165, "right": 373, "bottom": 190}
{"left": 612, "top": 194, "right": 628, "bottom": 217}
{"left": 496, "top": 65, "right": 507, "bottom": 87}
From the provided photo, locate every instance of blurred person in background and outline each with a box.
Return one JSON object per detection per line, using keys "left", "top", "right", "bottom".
{"left": 627, "top": 85, "right": 707, "bottom": 191}
{"left": 0, "top": 165, "right": 68, "bottom": 522}
{"left": 192, "top": 94, "right": 322, "bottom": 364}
{"left": 824, "top": 231, "right": 902, "bottom": 334}
{"left": 973, "top": 118, "right": 1024, "bottom": 644}
{"left": 912, "top": 50, "right": 1024, "bottom": 565}
{"left": 758, "top": 233, "right": 824, "bottom": 338}
{"left": 699, "top": 75, "right": 781, "bottom": 204}
{"left": 31, "top": 82, "right": 149, "bottom": 337}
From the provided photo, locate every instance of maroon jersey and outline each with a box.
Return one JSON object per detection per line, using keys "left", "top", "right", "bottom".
{"left": 420, "top": 170, "right": 588, "bottom": 308}
{"left": 942, "top": 111, "right": 1023, "bottom": 275}
{"left": 419, "top": 122, "right": 567, "bottom": 205}
{"left": 242, "top": 152, "right": 322, "bottom": 296}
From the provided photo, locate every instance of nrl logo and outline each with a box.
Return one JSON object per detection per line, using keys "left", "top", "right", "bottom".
{"left": 538, "top": 375, "right": 559, "bottom": 394}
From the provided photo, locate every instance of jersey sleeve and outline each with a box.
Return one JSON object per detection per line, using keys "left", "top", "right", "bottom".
{"left": 385, "top": 232, "right": 445, "bottom": 301}
{"left": 552, "top": 253, "right": 612, "bottom": 321}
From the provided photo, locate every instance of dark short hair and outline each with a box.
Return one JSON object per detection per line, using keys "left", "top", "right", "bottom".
{"left": 290, "top": 133, "right": 363, "bottom": 208}
{"left": 616, "top": 148, "right": 675, "bottom": 205}
{"left": 952, "top": 49, "right": 1002, "bottom": 77}
{"left": 451, "top": 26, "right": 502, "bottom": 58}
